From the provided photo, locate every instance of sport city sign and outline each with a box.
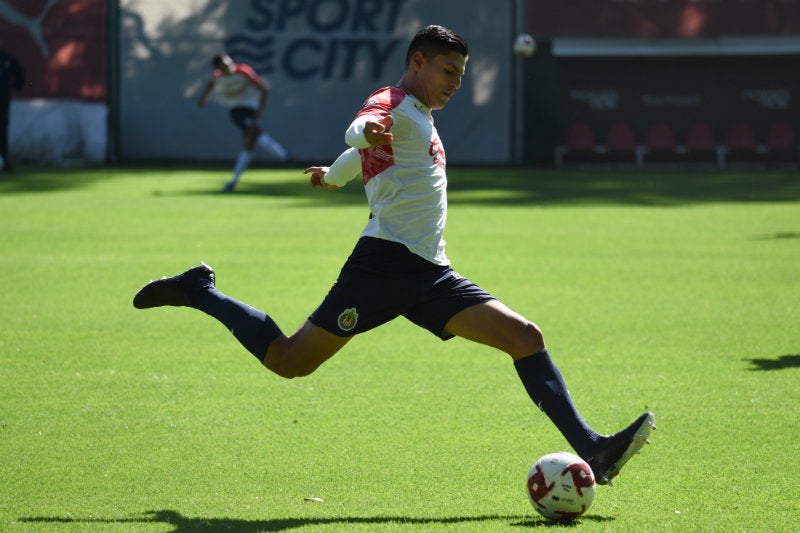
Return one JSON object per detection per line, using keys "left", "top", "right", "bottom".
{"left": 224, "top": 0, "right": 409, "bottom": 80}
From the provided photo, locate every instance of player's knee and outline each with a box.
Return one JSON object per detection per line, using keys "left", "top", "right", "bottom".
{"left": 263, "top": 353, "right": 320, "bottom": 379}
{"left": 283, "top": 361, "right": 319, "bottom": 379}
{"left": 516, "top": 321, "right": 545, "bottom": 357}
{"left": 264, "top": 360, "right": 308, "bottom": 379}
{"left": 272, "top": 368, "right": 306, "bottom": 379}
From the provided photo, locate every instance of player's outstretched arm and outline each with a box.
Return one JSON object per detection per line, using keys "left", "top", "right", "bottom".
{"left": 305, "top": 167, "right": 337, "bottom": 189}
{"left": 253, "top": 78, "right": 269, "bottom": 119}
{"left": 197, "top": 81, "right": 213, "bottom": 107}
{"left": 305, "top": 147, "right": 362, "bottom": 190}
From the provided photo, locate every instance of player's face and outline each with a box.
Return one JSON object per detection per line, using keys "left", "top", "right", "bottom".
{"left": 413, "top": 51, "right": 468, "bottom": 110}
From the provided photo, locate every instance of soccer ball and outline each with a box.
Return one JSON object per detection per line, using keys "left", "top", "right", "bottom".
{"left": 513, "top": 33, "right": 536, "bottom": 57}
{"left": 526, "top": 452, "right": 596, "bottom": 521}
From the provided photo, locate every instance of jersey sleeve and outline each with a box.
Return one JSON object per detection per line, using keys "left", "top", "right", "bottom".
{"left": 345, "top": 116, "right": 376, "bottom": 149}
{"left": 235, "top": 64, "right": 263, "bottom": 86}
{"left": 322, "top": 147, "right": 362, "bottom": 187}
{"left": 345, "top": 87, "right": 404, "bottom": 149}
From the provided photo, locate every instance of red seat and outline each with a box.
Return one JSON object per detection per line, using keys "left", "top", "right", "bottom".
{"left": 686, "top": 123, "right": 726, "bottom": 167}
{"left": 565, "top": 123, "right": 595, "bottom": 152}
{"left": 727, "top": 123, "right": 757, "bottom": 153}
{"left": 606, "top": 122, "right": 636, "bottom": 153}
{"left": 646, "top": 123, "right": 676, "bottom": 153}
{"left": 767, "top": 123, "right": 796, "bottom": 152}
{"left": 686, "top": 123, "right": 716, "bottom": 152}
{"left": 554, "top": 123, "right": 597, "bottom": 167}
{"left": 606, "top": 122, "right": 641, "bottom": 165}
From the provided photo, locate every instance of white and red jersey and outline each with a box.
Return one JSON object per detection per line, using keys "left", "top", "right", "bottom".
{"left": 211, "top": 64, "right": 263, "bottom": 109}
{"left": 344, "top": 87, "right": 449, "bottom": 265}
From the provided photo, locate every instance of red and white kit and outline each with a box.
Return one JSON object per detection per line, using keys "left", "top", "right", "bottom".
{"left": 325, "top": 87, "right": 450, "bottom": 266}
{"left": 211, "top": 64, "right": 263, "bottom": 109}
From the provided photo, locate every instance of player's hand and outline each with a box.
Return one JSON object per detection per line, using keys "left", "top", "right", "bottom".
{"left": 364, "top": 116, "right": 394, "bottom": 146}
{"left": 304, "top": 166, "right": 339, "bottom": 189}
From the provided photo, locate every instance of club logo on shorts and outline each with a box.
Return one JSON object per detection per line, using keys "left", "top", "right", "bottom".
{"left": 337, "top": 308, "right": 359, "bottom": 332}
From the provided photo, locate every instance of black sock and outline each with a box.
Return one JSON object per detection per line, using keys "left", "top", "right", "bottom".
{"left": 514, "top": 350, "right": 600, "bottom": 458}
{"left": 192, "top": 287, "right": 282, "bottom": 362}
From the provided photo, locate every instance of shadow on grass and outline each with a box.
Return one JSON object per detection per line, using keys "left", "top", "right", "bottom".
{"left": 3, "top": 166, "right": 800, "bottom": 207}
{"left": 0, "top": 166, "right": 111, "bottom": 193}
{"left": 746, "top": 354, "right": 800, "bottom": 371}
{"left": 20, "top": 509, "right": 614, "bottom": 531}
{"left": 184, "top": 167, "right": 800, "bottom": 208}
{"left": 0, "top": 163, "right": 238, "bottom": 194}
{"left": 750, "top": 231, "right": 800, "bottom": 240}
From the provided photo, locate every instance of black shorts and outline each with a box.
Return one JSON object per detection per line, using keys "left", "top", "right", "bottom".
{"left": 229, "top": 107, "right": 258, "bottom": 132}
{"left": 309, "top": 237, "right": 496, "bottom": 339}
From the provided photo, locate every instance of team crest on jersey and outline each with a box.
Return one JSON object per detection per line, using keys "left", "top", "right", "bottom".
{"left": 337, "top": 308, "right": 359, "bottom": 331}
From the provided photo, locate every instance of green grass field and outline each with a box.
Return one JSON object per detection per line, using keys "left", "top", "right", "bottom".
{"left": 1, "top": 165, "right": 799, "bottom": 532}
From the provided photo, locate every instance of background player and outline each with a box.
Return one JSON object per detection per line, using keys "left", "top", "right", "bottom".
{"left": 0, "top": 47, "right": 24, "bottom": 171}
{"left": 197, "top": 52, "right": 289, "bottom": 192}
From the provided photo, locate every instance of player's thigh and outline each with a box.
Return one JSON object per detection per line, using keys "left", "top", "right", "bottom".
{"left": 264, "top": 320, "right": 351, "bottom": 378}
{"left": 243, "top": 125, "right": 261, "bottom": 148}
{"left": 443, "top": 299, "right": 545, "bottom": 359}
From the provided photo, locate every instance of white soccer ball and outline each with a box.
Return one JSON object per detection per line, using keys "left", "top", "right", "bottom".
{"left": 513, "top": 33, "right": 536, "bottom": 57}
{"left": 527, "top": 452, "right": 596, "bottom": 521}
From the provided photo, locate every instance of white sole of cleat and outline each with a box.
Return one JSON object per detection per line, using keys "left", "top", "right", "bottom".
{"left": 602, "top": 413, "right": 656, "bottom": 484}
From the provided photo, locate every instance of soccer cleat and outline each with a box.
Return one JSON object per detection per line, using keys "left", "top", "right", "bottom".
{"left": 222, "top": 180, "right": 237, "bottom": 192}
{"left": 133, "top": 262, "right": 215, "bottom": 309}
{"left": 585, "top": 412, "right": 656, "bottom": 486}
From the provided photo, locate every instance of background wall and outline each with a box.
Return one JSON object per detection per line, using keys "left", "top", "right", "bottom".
{"left": 522, "top": 0, "right": 800, "bottom": 165}
{"left": 526, "top": 0, "right": 800, "bottom": 38}
{"left": 556, "top": 55, "right": 800, "bottom": 146}
{"left": 117, "top": 0, "right": 514, "bottom": 164}
{"left": 1, "top": 0, "right": 107, "bottom": 164}
{"left": 4, "top": 1, "right": 798, "bottom": 167}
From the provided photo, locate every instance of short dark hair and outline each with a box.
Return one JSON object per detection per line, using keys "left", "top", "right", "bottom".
{"left": 405, "top": 25, "right": 469, "bottom": 67}
{"left": 212, "top": 53, "right": 228, "bottom": 69}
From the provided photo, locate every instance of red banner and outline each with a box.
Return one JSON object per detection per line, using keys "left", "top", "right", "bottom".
{"left": 527, "top": 0, "right": 800, "bottom": 38}
{"left": 0, "top": 0, "right": 106, "bottom": 100}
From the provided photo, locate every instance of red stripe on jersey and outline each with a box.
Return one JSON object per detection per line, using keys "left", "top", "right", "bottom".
{"left": 233, "top": 64, "right": 262, "bottom": 85}
{"left": 213, "top": 63, "right": 262, "bottom": 86}
{"left": 356, "top": 87, "right": 405, "bottom": 184}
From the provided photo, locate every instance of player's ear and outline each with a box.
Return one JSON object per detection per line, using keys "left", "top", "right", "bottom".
{"left": 410, "top": 51, "right": 426, "bottom": 72}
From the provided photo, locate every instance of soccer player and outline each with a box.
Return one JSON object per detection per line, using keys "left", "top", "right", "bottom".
{"left": 0, "top": 48, "right": 24, "bottom": 172}
{"left": 136, "top": 26, "right": 654, "bottom": 485}
{"left": 197, "top": 52, "right": 289, "bottom": 192}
